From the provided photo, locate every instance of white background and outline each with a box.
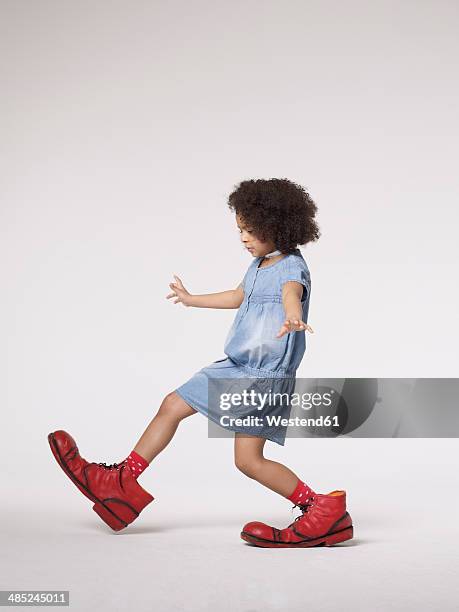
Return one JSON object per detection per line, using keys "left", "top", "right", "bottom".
{"left": 2, "top": 1, "right": 458, "bottom": 611}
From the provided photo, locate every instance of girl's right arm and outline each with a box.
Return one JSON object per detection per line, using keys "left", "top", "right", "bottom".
{"left": 167, "top": 275, "right": 244, "bottom": 309}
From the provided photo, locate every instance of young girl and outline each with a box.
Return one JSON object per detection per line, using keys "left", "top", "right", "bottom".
{"left": 48, "top": 178, "right": 353, "bottom": 548}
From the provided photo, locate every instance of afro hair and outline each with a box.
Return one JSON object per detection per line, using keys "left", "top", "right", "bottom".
{"left": 227, "top": 178, "right": 320, "bottom": 254}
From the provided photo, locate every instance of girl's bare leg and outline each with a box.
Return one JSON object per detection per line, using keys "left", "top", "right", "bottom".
{"left": 234, "top": 433, "right": 301, "bottom": 497}
{"left": 132, "top": 391, "right": 197, "bottom": 463}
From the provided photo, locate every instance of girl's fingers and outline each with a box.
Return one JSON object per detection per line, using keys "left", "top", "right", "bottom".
{"left": 166, "top": 293, "right": 176, "bottom": 299}
{"left": 281, "top": 319, "right": 312, "bottom": 333}
{"left": 169, "top": 283, "right": 183, "bottom": 297}
{"left": 276, "top": 319, "right": 315, "bottom": 338}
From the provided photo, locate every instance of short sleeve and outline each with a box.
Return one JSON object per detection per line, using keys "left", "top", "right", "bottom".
{"left": 280, "top": 259, "right": 310, "bottom": 300}
{"left": 239, "top": 258, "right": 257, "bottom": 293}
{"left": 238, "top": 271, "right": 247, "bottom": 293}
{"left": 238, "top": 269, "right": 249, "bottom": 294}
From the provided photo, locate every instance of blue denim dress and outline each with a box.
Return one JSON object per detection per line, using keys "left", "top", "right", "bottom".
{"left": 175, "top": 248, "right": 311, "bottom": 445}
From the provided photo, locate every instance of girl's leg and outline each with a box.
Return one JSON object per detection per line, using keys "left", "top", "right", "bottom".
{"left": 132, "top": 391, "right": 197, "bottom": 463}
{"left": 234, "top": 433, "right": 303, "bottom": 497}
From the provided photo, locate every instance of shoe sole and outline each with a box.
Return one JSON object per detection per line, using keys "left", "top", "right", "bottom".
{"left": 48, "top": 432, "right": 137, "bottom": 531}
{"left": 240, "top": 525, "right": 353, "bottom": 548}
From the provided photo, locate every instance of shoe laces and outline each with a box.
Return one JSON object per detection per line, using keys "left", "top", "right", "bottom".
{"left": 97, "top": 460, "right": 126, "bottom": 470}
{"left": 289, "top": 495, "right": 316, "bottom": 525}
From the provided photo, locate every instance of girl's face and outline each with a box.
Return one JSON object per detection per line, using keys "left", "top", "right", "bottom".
{"left": 236, "top": 214, "right": 276, "bottom": 258}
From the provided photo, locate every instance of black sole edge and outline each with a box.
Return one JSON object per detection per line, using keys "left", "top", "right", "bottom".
{"left": 240, "top": 524, "right": 353, "bottom": 547}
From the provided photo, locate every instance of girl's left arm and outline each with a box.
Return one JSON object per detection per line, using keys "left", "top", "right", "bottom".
{"left": 276, "top": 281, "right": 313, "bottom": 338}
{"left": 282, "top": 281, "right": 304, "bottom": 321}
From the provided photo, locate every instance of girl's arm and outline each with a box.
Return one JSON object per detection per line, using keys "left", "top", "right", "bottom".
{"left": 276, "top": 281, "right": 314, "bottom": 338}
{"left": 188, "top": 285, "right": 244, "bottom": 309}
{"left": 282, "top": 281, "right": 304, "bottom": 322}
{"left": 167, "top": 275, "right": 244, "bottom": 309}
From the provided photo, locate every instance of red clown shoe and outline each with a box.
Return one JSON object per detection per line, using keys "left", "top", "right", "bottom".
{"left": 241, "top": 490, "right": 353, "bottom": 548}
{"left": 48, "top": 430, "right": 154, "bottom": 531}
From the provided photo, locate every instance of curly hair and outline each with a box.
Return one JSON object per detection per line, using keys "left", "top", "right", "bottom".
{"left": 227, "top": 178, "right": 320, "bottom": 254}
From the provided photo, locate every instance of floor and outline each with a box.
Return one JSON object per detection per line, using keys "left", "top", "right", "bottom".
{"left": 2, "top": 441, "right": 458, "bottom": 612}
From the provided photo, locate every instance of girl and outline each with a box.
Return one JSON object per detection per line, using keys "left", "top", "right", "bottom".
{"left": 48, "top": 178, "right": 353, "bottom": 548}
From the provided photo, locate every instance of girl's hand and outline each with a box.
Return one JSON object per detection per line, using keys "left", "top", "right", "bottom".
{"left": 276, "top": 318, "right": 314, "bottom": 338}
{"left": 166, "top": 275, "right": 193, "bottom": 307}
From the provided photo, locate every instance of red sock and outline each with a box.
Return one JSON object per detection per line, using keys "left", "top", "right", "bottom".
{"left": 287, "top": 479, "right": 315, "bottom": 505}
{"left": 124, "top": 450, "right": 149, "bottom": 479}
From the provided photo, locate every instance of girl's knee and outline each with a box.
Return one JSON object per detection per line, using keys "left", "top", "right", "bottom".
{"left": 157, "top": 391, "right": 196, "bottom": 420}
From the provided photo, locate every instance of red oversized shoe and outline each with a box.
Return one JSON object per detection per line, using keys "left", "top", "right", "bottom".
{"left": 48, "top": 430, "right": 154, "bottom": 531}
{"left": 241, "top": 490, "right": 353, "bottom": 548}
